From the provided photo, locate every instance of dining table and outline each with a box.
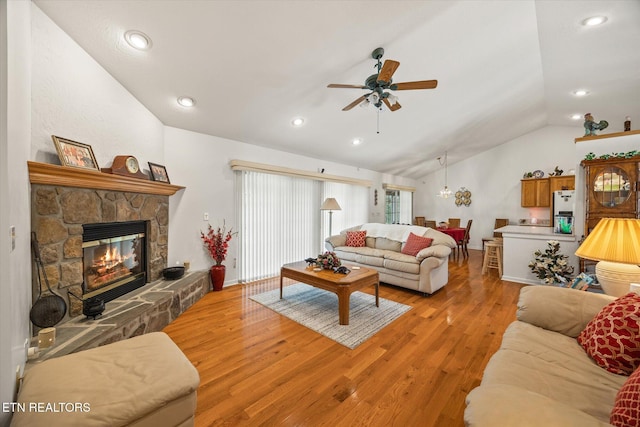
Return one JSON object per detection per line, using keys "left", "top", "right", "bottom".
{"left": 437, "top": 227, "right": 466, "bottom": 242}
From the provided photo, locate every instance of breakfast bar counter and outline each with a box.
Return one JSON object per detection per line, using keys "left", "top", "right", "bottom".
{"left": 495, "top": 226, "right": 579, "bottom": 285}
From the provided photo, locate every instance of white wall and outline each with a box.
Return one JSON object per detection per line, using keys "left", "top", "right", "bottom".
{"left": 1, "top": 1, "right": 32, "bottom": 425}
{"left": 415, "top": 126, "right": 581, "bottom": 250}
{"left": 164, "top": 126, "right": 417, "bottom": 284}
{"left": 30, "top": 4, "right": 164, "bottom": 167}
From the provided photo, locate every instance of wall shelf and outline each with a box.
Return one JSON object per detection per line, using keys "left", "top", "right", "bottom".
{"left": 28, "top": 161, "right": 185, "bottom": 196}
{"left": 575, "top": 129, "right": 640, "bottom": 143}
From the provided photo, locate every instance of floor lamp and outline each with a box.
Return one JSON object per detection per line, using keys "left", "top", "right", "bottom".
{"left": 575, "top": 218, "right": 640, "bottom": 297}
{"left": 321, "top": 198, "right": 341, "bottom": 237}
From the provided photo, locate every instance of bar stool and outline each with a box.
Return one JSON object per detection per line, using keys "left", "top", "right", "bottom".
{"left": 482, "top": 239, "right": 503, "bottom": 276}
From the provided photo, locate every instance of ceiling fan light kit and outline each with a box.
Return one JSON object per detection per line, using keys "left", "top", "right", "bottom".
{"left": 327, "top": 47, "right": 438, "bottom": 113}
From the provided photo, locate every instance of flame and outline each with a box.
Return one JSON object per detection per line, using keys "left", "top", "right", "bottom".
{"left": 104, "top": 247, "right": 121, "bottom": 263}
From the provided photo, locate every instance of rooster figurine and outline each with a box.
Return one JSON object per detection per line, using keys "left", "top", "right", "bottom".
{"left": 584, "top": 113, "right": 609, "bottom": 136}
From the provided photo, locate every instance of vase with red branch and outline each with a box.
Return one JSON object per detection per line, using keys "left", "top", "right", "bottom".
{"left": 200, "top": 221, "right": 237, "bottom": 291}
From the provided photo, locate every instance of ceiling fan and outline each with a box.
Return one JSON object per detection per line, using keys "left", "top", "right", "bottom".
{"left": 327, "top": 47, "right": 438, "bottom": 112}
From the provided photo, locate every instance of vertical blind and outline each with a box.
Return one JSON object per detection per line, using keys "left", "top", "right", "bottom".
{"left": 321, "top": 181, "right": 369, "bottom": 240}
{"left": 399, "top": 190, "right": 413, "bottom": 225}
{"left": 237, "top": 170, "right": 368, "bottom": 283}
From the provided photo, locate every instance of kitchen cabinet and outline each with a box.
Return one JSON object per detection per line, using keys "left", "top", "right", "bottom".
{"left": 550, "top": 175, "right": 575, "bottom": 192}
{"left": 521, "top": 178, "right": 550, "bottom": 207}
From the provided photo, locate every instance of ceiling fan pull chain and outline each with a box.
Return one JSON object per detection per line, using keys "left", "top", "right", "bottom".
{"left": 377, "top": 108, "right": 380, "bottom": 134}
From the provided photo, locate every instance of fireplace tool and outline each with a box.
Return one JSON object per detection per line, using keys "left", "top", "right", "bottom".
{"left": 30, "top": 232, "right": 67, "bottom": 328}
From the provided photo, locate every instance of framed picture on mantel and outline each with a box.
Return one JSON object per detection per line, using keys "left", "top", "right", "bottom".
{"left": 148, "top": 162, "right": 170, "bottom": 183}
{"left": 52, "top": 135, "right": 100, "bottom": 171}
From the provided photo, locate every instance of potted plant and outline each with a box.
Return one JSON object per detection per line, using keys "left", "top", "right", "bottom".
{"left": 528, "top": 240, "right": 575, "bottom": 285}
{"left": 200, "top": 221, "right": 237, "bottom": 291}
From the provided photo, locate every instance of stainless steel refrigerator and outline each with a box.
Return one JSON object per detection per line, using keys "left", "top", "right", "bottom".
{"left": 553, "top": 190, "right": 575, "bottom": 234}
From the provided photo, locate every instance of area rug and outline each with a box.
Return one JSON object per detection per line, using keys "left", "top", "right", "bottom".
{"left": 249, "top": 283, "right": 412, "bottom": 349}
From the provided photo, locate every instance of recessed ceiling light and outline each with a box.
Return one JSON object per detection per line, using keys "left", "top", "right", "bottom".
{"left": 570, "top": 114, "right": 583, "bottom": 120}
{"left": 124, "top": 30, "right": 152, "bottom": 50}
{"left": 177, "top": 96, "right": 195, "bottom": 107}
{"left": 291, "top": 117, "right": 305, "bottom": 127}
{"left": 582, "top": 16, "right": 608, "bottom": 26}
{"left": 352, "top": 138, "right": 362, "bottom": 146}
{"left": 573, "top": 89, "right": 589, "bottom": 97}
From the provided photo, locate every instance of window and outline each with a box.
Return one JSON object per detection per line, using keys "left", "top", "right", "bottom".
{"left": 385, "top": 190, "right": 400, "bottom": 224}
{"left": 385, "top": 189, "right": 412, "bottom": 224}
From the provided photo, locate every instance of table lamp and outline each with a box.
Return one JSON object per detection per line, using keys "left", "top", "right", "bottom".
{"left": 320, "top": 198, "right": 341, "bottom": 236}
{"left": 574, "top": 218, "right": 640, "bottom": 296}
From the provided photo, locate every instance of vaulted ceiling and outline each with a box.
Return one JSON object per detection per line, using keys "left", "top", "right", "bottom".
{"left": 33, "top": 0, "right": 640, "bottom": 178}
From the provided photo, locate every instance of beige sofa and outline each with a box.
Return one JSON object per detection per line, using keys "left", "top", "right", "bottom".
{"left": 325, "top": 223, "right": 456, "bottom": 295}
{"left": 12, "top": 332, "right": 199, "bottom": 427}
{"left": 465, "top": 286, "right": 624, "bottom": 427}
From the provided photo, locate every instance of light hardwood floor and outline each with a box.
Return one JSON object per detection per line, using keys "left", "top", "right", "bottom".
{"left": 163, "top": 249, "right": 525, "bottom": 426}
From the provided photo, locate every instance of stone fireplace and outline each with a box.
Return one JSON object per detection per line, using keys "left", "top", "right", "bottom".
{"left": 31, "top": 184, "right": 168, "bottom": 321}
{"left": 28, "top": 161, "right": 192, "bottom": 320}
{"left": 27, "top": 162, "right": 210, "bottom": 359}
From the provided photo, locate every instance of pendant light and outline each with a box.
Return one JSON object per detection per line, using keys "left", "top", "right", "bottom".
{"left": 437, "top": 151, "right": 453, "bottom": 198}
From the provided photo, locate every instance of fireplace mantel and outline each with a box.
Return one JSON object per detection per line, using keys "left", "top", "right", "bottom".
{"left": 28, "top": 161, "right": 185, "bottom": 196}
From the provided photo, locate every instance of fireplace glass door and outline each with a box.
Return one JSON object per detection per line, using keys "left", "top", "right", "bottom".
{"left": 82, "top": 221, "right": 147, "bottom": 301}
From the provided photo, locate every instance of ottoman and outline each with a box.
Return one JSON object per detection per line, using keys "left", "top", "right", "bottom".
{"left": 12, "top": 332, "right": 199, "bottom": 427}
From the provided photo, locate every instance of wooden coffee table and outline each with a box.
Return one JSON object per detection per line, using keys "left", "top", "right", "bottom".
{"left": 280, "top": 261, "right": 379, "bottom": 325}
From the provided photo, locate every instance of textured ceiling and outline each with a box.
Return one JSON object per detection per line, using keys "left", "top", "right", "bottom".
{"left": 33, "top": 0, "right": 640, "bottom": 178}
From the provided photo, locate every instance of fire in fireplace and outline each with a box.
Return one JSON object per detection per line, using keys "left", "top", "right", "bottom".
{"left": 82, "top": 221, "right": 148, "bottom": 303}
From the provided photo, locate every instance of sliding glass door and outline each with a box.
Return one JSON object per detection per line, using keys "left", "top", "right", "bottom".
{"left": 236, "top": 171, "right": 368, "bottom": 283}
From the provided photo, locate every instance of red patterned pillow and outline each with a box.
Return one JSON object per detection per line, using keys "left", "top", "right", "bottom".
{"left": 401, "top": 232, "right": 433, "bottom": 256}
{"left": 611, "top": 367, "right": 640, "bottom": 426}
{"left": 345, "top": 230, "right": 367, "bottom": 247}
{"left": 577, "top": 292, "right": 640, "bottom": 375}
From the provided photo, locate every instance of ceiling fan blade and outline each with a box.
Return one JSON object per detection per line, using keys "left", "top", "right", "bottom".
{"left": 391, "top": 80, "right": 438, "bottom": 90}
{"left": 343, "top": 95, "right": 366, "bottom": 111}
{"left": 328, "top": 84, "right": 367, "bottom": 89}
{"left": 377, "top": 60, "right": 400, "bottom": 85}
{"left": 383, "top": 98, "right": 402, "bottom": 112}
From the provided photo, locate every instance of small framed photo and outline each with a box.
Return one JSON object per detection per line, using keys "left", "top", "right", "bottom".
{"left": 148, "top": 162, "right": 170, "bottom": 183}
{"left": 52, "top": 135, "right": 99, "bottom": 170}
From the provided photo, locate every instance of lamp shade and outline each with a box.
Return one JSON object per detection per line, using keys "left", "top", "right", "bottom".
{"left": 575, "top": 218, "right": 640, "bottom": 264}
{"left": 320, "top": 198, "right": 341, "bottom": 211}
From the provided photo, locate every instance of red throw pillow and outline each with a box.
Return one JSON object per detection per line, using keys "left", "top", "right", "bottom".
{"left": 345, "top": 230, "right": 367, "bottom": 247}
{"left": 577, "top": 292, "right": 640, "bottom": 375}
{"left": 401, "top": 232, "right": 433, "bottom": 256}
{"left": 611, "top": 367, "right": 640, "bottom": 426}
